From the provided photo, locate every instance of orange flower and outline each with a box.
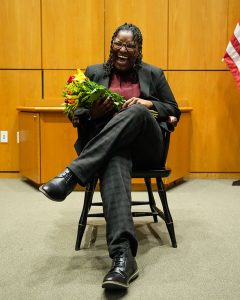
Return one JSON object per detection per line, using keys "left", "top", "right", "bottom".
{"left": 68, "top": 99, "right": 75, "bottom": 104}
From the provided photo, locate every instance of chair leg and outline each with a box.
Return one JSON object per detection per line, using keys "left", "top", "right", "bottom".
{"left": 144, "top": 178, "right": 158, "bottom": 223}
{"left": 75, "top": 178, "right": 97, "bottom": 251}
{"left": 156, "top": 178, "right": 177, "bottom": 248}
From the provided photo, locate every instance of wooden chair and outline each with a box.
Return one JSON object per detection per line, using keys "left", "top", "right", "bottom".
{"left": 75, "top": 118, "right": 178, "bottom": 251}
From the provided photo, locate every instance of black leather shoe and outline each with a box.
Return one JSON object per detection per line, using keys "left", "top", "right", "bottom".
{"left": 102, "top": 250, "right": 139, "bottom": 290}
{"left": 39, "top": 168, "right": 78, "bottom": 201}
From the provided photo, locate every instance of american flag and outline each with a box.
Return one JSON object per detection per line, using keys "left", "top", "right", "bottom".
{"left": 222, "top": 21, "right": 240, "bottom": 89}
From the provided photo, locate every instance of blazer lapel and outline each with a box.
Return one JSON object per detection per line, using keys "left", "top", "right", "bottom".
{"left": 138, "top": 63, "right": 151, "bottom": 98}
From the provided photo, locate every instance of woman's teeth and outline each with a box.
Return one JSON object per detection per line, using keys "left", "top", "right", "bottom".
{"left": 118, "top": 55, "right": 128, "bottom": 60}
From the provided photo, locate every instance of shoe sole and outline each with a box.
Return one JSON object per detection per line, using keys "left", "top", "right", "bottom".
{"left": 39, "top": 185, "right": 65, "bottom": 202}
{"left": 102, "top": 269, "right": 139, "bottom": 290}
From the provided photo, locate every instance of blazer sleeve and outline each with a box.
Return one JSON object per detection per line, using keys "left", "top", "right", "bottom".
{"left": 150, "top": 68, "right": 181, "bottom": 121}
{"left": 84, "top": 66, "right": 92, "bottom": 79}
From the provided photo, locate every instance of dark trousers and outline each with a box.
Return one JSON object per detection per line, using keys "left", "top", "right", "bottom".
{"left": 68, "top": 104, "right": 164, "bottom": 258}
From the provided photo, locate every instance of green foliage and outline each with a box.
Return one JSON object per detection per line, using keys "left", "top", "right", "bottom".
{"left": 63, "top": 72, "right": 125, "bottom": 118}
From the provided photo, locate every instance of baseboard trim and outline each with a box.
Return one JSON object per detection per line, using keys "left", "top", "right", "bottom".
{"left": 188, "top": 172, "right": 240, "bottom": 179}
{"left": 0, "top": 172, "right": 21, "bottom": 178}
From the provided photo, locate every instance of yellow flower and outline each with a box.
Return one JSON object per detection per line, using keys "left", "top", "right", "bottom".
{"left": 74, "top": 69, "right": 87, "bottom": 83}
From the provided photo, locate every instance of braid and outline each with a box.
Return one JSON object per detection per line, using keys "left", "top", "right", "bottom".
{"left": 104, "top": 23, "right": 143, "bottom": 76}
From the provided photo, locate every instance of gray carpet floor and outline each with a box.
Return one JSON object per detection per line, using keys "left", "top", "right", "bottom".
{"left": 0, "top": 178, "right": 240, "bottom": 300}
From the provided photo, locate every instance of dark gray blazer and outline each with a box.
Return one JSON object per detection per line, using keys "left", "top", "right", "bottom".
{"left": 74, "top": 62, "right": 181, "bottom": 154}
{"left": 85, "top": 62, "right": 180, "bottom": 121}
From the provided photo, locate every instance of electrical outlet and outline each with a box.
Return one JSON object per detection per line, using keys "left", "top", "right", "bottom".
{"left": 0, "top": 131, "right": 8, "bottom": 143}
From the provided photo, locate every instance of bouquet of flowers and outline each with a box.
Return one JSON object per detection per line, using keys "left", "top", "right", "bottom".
{"left": 63, "top": 69, "right": 125, "bottom": 118}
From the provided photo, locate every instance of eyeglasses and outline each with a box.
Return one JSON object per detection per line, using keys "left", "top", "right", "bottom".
{"left": 112, "top": 40, "right": 137, "bottom": 52}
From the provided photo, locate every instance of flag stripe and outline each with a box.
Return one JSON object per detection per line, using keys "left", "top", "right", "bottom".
{"left": 224, "top": 53, "right": 240, "bottom": 88}
{"left": 226, "top": 42, "right": 240, "bottom": 71}
{"left": 231, "top": 34, "right": 240, "bottom": 54}
{"left": 233, "top": 22, "right": 240, "bottom": 43}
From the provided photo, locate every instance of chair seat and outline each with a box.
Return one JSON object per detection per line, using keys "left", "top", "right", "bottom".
{"left": 132, "top": 168, "right": 171, "bottom": 178}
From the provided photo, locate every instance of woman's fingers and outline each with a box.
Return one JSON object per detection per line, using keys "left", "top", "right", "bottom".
{"left": 102, "top": 96, "right": 113, "bottom": 111}
{"left": 122, "top": 98, "right": 137, "bottom": 108}
{"left": 122, "top": 98, "right": 153, "bottom": 109}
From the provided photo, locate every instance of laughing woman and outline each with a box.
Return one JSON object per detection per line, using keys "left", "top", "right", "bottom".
{"left": 39, "top": 23, "right": 180, "bottom": 290}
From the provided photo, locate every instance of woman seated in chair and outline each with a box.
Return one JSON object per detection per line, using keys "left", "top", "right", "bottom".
{"left": 39, "top": 23, "right": 180, "bottom": 290}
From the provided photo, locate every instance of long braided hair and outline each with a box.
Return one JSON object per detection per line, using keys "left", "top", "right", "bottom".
{"left": 103, "top": 23, "right": 143, "bottom": 77}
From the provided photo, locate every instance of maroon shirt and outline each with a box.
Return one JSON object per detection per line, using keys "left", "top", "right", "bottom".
{"left": 109, "top": 71, "right": 140, "bottom": 100}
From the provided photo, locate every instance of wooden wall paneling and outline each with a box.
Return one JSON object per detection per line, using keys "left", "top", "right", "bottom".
{"left": 0, "top": 71, "right": 42, "bottom": 171}
{"left": 40, "top": 113, "right": 77, "bottom": 182}
{"left": 168, "top": 71, "right": 240, "bottom": 172}
{"left": 0, "top": 0, "right": 41, "bottom": 69}
{"left": 189, "top": 172, "right": 240, "bottom": 179}
{"left": 104, "top": 0, "right": 168, "bottom": 68}
{"left": 42, "top": 0, "right": 104, "bottom": 69}
{"left": 169, "top": 0, "right": 229, "bottom": 70}
{"left": 228, "top": 0, "right": 240, "bottom": 37}
{"left": 43, "top": 70, "right": 80, "bottom": 100}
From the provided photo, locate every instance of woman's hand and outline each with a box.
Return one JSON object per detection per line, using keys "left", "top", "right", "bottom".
{"left": 90, "top": 96, "right": 114, "bottom": 119}
{"left": 122, "top": 97, "right": 154, "bottom": 109}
